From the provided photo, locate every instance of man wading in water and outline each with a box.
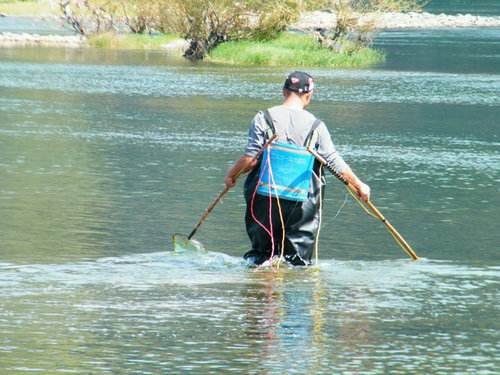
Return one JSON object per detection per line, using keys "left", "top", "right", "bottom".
{"left": 225, "top": 71, "right": 370, "bottom": 266}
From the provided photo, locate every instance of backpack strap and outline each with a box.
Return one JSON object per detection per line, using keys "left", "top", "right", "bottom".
{"left": 262, "top": 109, "right": 276, "bottom": 139}
{"left": 304, "top": 118, "right": 322, "bottom": 148}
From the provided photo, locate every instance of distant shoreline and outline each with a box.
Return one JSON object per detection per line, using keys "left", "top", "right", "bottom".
{"left": 293, "top": 11, "right": 500, "bottom": 31}
{"left": 1, "top": 11, "right": 500, "bottom": 49}
{"left": 0, "top": 32, "right": 84, "bottom": 48}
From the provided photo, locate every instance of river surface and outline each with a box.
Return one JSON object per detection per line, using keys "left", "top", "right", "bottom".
{"left": 1, "top": 12, "right": 499, "bottom": 375}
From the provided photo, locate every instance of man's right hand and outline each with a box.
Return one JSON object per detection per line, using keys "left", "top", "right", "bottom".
{"left": 224, "top": 155, "right": 257, "bottom": 190}
{"left": 224, "top": 175, "right": 236, "bottom": 189}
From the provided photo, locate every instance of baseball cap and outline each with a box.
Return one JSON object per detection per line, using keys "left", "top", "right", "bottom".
{"left": 283, "top": 71, "right": 314, "bottom": 93}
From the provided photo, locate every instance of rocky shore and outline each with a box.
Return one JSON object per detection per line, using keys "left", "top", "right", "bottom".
{"left": 293, "top": 11, "right": 500, "bottom": 31}
{"left": 1, "top": 11, "right": 500, "bottom": 49}
{"left": 0, "top": 32, "right": 84, "bottom": 47}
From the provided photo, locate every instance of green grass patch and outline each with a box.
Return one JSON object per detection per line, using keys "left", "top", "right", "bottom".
{"left": 88, "top": 32, "right": 180, "bottom": 51}
{"left": 208, "top": 33, "right": 384, "bottom": 68}
{"left": 0, "top": 0, "right": 57, "bottom": 17}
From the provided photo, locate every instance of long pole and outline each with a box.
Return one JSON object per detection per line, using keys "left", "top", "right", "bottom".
{"left": 308, "top": 148, "right": 419, "bottom": 260}
{"left": 187, "top": 135, "right": 278, "bottom": 240}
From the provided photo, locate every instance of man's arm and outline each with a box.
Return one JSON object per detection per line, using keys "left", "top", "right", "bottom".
{"left": 339, "top": 169, "right": 371, "bottom": 202}
{"left": 225, "top": 112, "right": 268, "bottom": 188}
{"left": 317, "top": 123, "right": 371, "bottom": 202}
{"left": 224, "top": 156, "right": 257, "bottom": 188}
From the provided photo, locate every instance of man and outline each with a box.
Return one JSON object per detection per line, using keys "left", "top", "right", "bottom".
{"left": 225, "top": 71, "right": 370, "bottom": 266}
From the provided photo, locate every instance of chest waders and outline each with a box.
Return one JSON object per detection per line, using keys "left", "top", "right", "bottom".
{"left": 243, "top": 110, "right": 324, "bottom": 266}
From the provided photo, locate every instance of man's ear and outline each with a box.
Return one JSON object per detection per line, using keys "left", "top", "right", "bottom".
{"left": 303, "top": 92, "right": 313, "bottom": 105}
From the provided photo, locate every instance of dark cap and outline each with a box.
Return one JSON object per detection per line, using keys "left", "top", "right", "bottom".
{"left": 283, "top": 71, "right": 314, "bottom": 93}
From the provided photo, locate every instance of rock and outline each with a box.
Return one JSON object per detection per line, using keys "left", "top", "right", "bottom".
{"left": 0, "top": 13, "right": 7, "bottom": 18}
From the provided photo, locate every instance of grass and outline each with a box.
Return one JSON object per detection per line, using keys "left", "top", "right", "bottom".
{"left": 208, "top": 32, "right": 384, "bottom": 68}
{"left": 88, "top": 32, "right": 180, "bottom": 50}
{"left": 0, "top": 0, "right": 57, "bottom": 17}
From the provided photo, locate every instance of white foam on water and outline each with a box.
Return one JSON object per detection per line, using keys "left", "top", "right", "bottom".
{"left": 1, "top": 252, "right": 497, "bottom": 297}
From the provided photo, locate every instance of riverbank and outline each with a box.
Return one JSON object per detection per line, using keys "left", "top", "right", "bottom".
{"left": 2, "top": 10, "right": 500, "bottom": 68}
{"left": 293, "top": 10, "right": 500, "bottom": 31}
{"left": 0, "top": 30, "right": 384, "bottom": 67}
{"left": 2, "top": 9, "right": 500, "bottom": 50}
{"left": 0, "top": 30, "right": 184, "bottom": 50}
{"left": 0, "top": 31, "right": 83, "bottom": 47}
{"left": 208, "top": 32, "right": 383, "bottom": 68}
{"left": 88, "top": 32, "right": 179, "bottom": 51}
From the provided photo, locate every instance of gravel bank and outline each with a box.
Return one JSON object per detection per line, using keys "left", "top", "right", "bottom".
{"left": 293, "top": 11, "right": 500, "bottom": 30}
{"left": 0, "top": 32, "right": 84, "bottom": 47}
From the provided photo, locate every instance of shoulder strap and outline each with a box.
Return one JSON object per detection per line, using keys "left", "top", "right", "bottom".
{"left": 262, "top": 109, "right": 276, "bottom": 139}
{"left": 304, "top": 118, "right": 322, "bottom": 148}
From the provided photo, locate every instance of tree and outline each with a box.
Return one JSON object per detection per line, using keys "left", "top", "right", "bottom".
{"left": 59, "top": 0, "right": 118, "bottom": 35}
{"left": 120, "top": 0, "right": 162, "bottom": 34}
{"left": 160, "top": 0, "right": 300, "bottom": 61}
{"left": 310, "top": 0, "right": 427, "bottom": 51}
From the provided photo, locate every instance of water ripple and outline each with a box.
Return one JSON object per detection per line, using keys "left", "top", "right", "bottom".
{"left": 1, "top": 62, "right": 499, "bottom": 106}
{"left": 1, "top": 252, "right": 498, "bottom": 373}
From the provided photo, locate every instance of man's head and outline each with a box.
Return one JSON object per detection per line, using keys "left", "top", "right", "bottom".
{"left": 282, "top": 71, "right": 314, "bottom": 107}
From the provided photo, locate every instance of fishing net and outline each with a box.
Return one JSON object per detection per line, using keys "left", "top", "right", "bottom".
{"left": 172, "top": 234, "right": 206, "bottom": 253}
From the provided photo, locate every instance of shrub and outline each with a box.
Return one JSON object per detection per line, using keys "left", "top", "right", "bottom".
{"left": 311, "top": 0, "right": 428, "bottom": 51}
{"left": 208, "top": 32, "right": 384, "bottom": 67}
{"left": 59, "top": 0, "right": 119, "bottom": 35}
{"left": 159, "top": 0, "right": 302, "bottom": 61}
{"left": 59, "top": 0, "right": 163, "bottom": 35}
{"left": 120, "top": 0, "right": 162, "bottom": 34}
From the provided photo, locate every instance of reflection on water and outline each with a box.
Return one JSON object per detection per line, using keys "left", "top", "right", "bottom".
{"left": 0, "top": 252, "right": 498, "bottom": 373}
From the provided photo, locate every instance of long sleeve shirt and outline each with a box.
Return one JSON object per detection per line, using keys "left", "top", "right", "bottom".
{"left": 244, "top": 105, "right": 350, "bottom": 175}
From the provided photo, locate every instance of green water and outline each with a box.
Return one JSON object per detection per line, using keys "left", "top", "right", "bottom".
{"left": 1, "top": 28, "right": 499, "bottom": 373}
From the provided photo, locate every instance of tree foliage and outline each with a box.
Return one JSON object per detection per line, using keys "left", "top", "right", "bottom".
{"left": 59, "top": 0, "right": 428, "bottom": 60}
{"left": 160, "top": 0, "right": 301, "bottom": 60}
{"left": 120, "top": 0, "right": 162, "bottom": 34}
{"left": 59, "top": 0, "right": 119, "bottom": 35}
{"left": 309, "top": 0, "right": 427, "bottom": 52}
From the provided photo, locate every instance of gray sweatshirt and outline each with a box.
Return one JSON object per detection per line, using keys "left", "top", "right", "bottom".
{"left": 244, "top": 105, "right": 350, "bottom": 175}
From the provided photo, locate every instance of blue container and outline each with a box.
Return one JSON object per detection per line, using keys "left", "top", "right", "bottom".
{"left": 257, "top": 142, "right": 315, "bottom": 201}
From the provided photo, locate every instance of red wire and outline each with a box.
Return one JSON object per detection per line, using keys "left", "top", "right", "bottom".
{"left": 250, "top": 145, "right": 275, "bottom": 261}
{"left": 267, "top": 148, "right": 275, "bottom": 259}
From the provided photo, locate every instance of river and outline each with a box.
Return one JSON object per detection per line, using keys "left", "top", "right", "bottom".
{"left": 0, "top": 6, "right": 499, "bottom": 375}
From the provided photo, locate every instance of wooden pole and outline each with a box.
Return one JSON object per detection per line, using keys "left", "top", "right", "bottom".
{"left": 308, "top": 148, "right": 419, "bottom": 261}
{"left": 187, "top": 135, "right": 278, "bottom": 240}
{"left": 363, "top": 200, "right": 419, "bottom": 260}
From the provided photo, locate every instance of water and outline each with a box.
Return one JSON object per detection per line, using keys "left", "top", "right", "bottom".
{"left": 0, "top": 16, "right": 71, "bottom": 35}
{"left": 1, "top": 25, "right": 499, "bottom": 375}
{"left": 1, "top": 254, "right": 497, "bottom": 373}
{"left": 425, "top": 0, "right": 500, "bottom": 16}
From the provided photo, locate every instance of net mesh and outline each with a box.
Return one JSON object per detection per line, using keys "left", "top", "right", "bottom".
{"left": 172, "top": 234, "right": 206, "bottom": 253}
